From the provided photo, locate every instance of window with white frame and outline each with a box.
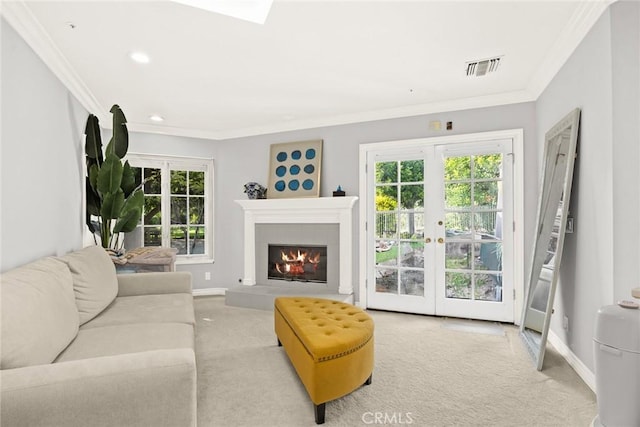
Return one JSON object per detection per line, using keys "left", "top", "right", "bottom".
{"left": 124, "top": 153, "right": 214, "bottom": 263}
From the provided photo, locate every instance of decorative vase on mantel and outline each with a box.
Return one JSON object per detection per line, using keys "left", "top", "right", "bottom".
{"left": 244, "top": 182, "right": 267, "bottom": 199}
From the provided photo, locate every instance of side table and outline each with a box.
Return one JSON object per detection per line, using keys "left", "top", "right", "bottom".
{"left": 113, "top": 247, "right": 178, "bottom": 273}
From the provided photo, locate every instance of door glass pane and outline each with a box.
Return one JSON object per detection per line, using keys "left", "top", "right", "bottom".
{"left": 375, "top": 212, "right": 397, "bottom": 239}
{"left": 400, "top": 160, "right": 424, "bottom": 182}
{"left": 376, "top": 268, "right": 398, "bottom": 293}
{"left": 444, "top": 183, "right": 471, "bottom": 208}
{"left": 446, "top": 212, "right": 472, "bottom": 233}
{"left": 445, "top": 242, "right": 471, "bottom": 269}
{"left": 400, "top": 270, "right": 424, "bottom": 296}
{"left": 400, "top": 185, "right": 423, "bottom": 209}
{"left": 376, "top": 240, "right": 397, "bottom": 266}
{"left": 444, "top": 156, "right": 471, "bottom": 180}
{"left": 474, "top": 181, "right": 499, "bottom": 208}
{"left": 446, "top": 272, "right": 471, "bottom": 299}
{"left": 475, "top": 273, "right": 502, "bottom": 301}
{"left": 399, "top": 242, "right": 424, "bottom": 268}
{"left": 399, "top": 212, "right": 423, "bottom": 239}
{"left": 376, "top": 162, "right": 398, "bottom": 184}
{"left": 474, "top": 154, "right": 502, "bottom": 179}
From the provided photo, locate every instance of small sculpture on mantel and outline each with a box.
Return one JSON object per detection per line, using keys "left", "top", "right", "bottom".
{"left": 244, "top": 182, "right": 267, "bottom": 199}
{"left": 333, "top": 185, "right": 346, "bottom": 197}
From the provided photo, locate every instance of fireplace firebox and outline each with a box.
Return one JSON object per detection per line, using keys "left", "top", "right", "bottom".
{"left": 268, "top": 244, "right": 328, "bottom": 283}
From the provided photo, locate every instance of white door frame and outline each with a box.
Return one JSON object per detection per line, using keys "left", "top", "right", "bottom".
{"left": 358, "top": 129, "right": 525, "bottom": 324}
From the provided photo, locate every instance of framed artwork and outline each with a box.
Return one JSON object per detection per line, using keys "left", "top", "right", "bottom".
{"left": 268, "top": 140, "right": 322, "bottom": 198}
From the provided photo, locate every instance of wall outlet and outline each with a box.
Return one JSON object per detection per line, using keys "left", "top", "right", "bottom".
{"left": 563, "top": 315, "right": 569, "bottom": 331}
{"left": 205, "top": 272, "right": 211, "bottom": 281}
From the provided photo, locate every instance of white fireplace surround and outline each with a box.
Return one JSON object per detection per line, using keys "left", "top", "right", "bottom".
{"left": 235, "top": 197, "right": 358, "bottom": 295}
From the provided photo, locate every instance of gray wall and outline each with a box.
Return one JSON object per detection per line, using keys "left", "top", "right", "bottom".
{"left": 1, "top": 18, "right": 87, "bottom": 272}
{"left": 536, "top": 1, "right": 640, "bottom": 371}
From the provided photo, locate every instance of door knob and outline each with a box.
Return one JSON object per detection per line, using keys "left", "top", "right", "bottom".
{"left": 437, "top": 237, "right": 444, "bottom": 244}
{"left": 425, "top": 238, "right": 432, "bottom": 243}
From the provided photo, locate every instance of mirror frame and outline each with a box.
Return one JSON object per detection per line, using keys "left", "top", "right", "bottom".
{"left": 520, "top": 108, "right": 580, "bottom": 370}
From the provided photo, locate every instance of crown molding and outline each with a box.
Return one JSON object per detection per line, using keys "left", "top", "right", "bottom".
{"left": 127, "top": 89, "right": 537, "bottom": 141}
{"left": 1, "top": 1, "right": 108, "bottom": 122}
{"left": 526, "top": 0, "right": 614, "bottom": 98}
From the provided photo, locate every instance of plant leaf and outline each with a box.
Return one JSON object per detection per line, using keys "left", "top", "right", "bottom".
{"left": 84, "top": 114, "right": 103, "bottom": 165}
{"left": 114, "top": 189, "right": 143, "bottom": 233}
{"left": 86, "top": 177, "right": 101, "bottom": 216}
{"left": 110, "top": 104, "right": 128, "bottom": 159}
{"left": 100, "top": 189, "right": 125, "bottom": 220}
{"left": 97, "top": 153, "right": 123, "bottom": 196}
{"left": 121, "top": 160, "right": 136, "bottom": 197}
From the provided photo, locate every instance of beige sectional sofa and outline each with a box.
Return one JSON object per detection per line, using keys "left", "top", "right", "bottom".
{"left": 1, "top": 245, "right": 197, "bottom": 427}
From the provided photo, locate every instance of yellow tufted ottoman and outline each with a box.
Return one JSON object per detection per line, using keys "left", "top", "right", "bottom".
{"left": 274, "top": 297, "right": 374, "bottom": 424}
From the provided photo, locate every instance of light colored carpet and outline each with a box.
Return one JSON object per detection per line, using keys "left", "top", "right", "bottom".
{"left": 195, "top": 296, "right": 596, "bottom": 427}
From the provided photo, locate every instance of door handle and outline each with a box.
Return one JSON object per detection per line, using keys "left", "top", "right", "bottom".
{"left": 437, "top": 237, "right": 445, "bottom": 244}
{"left": 425, "top": 238, "right": 432, "bottom": 243}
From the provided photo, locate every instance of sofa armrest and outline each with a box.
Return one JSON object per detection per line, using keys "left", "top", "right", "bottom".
{"left": 117, "top": 271, "right": 192, "bottom": 296}
{"left": 1, "top": 349, "right": 196, "bottom": 427}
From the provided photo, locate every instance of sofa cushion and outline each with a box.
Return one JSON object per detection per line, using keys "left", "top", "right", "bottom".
{"left": 1, "top": 257, "right": 79, "bottom": 369}
{"left": 55, "top": 322, "right": 194, "bottom": 362}
{"left": 81, "top": 293, "right": 195, "bottom": 329}
{"left": 59, "top": 245, "right": 118, "bottom": 325}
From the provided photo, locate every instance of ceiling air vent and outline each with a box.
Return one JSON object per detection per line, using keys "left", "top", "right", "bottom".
{"left": 466, "top": 56, "right": 502, "bottom": 77}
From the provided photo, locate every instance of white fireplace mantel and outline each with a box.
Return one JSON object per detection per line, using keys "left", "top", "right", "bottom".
{"left": 235, "top": 197, "right": 358, "bottom": 294}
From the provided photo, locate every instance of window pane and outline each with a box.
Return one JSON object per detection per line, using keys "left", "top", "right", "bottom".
{"left": 131, "top": 167, "right": 142, "bottom": 188}
{"left": 143, "top": 227, "right": 162, "bottom": 247}
{"left": 189, "top": 197, "right": 205, "bottom": 224}
{"left": 375, "top": 240, "right": 397, "bottom": 265}
{"left": 171, "top": 196, "right": 187, "bottom": 224}
{"left": 171, "top": 226, "right": 188, "bottom": 255}
{"left": 376, "top": 185, "right": 397, "bottom": 211}
{"left": 190, "top": 226, "right": 205, "bottom": 254}
{"left": 144, "top": 196, "right": 161, "bottom": 225}
{"left": 445, "top": 242, "right": 471, "bottom": 269}
{"left": 376, "top": 212, "right": 397, "bottom": 240}
{"left": 399, "top": 242, "right": 424, "bottom": 268}
{"left": 171, "top": 170, "right": 187, "bottom": 194}
{"left": 189, "top": 171, "right": 205, "bottom": 195}
{"left": 144, "top": 168, "right": 161, "bottom": 194}
{"left": 400, "top": 270, "right": 424, "bottom": 296}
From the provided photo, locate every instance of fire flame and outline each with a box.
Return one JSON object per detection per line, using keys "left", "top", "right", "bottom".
{"left": 275, "top": 249, "right": 321, "bottom": 276}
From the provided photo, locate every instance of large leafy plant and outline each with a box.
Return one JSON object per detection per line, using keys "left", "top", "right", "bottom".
{"left": 85, "top": 105, "right": 143, "bottom": 249}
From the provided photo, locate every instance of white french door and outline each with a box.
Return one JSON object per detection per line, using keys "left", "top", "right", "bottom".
{"left": 361, "top": 132, "right": 522, "bottom": 323}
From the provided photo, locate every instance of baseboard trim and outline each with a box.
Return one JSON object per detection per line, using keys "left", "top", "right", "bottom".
{"left": 547, "top": 330, "right": 596, "bottom": 392}
{"left": 192, "top": 288, "right": 226, "bottom": 296}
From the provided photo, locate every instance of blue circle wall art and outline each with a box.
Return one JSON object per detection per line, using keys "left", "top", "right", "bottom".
{"left": 268, "top": 140, "right": 322, "bottom": 199}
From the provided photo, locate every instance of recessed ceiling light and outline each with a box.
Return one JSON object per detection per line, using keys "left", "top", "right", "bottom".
{"left": 149, "top": 115, "right": 164, "bottom": 122}
{"left": 129, "top": 51, "right": 150, "bottom": 64}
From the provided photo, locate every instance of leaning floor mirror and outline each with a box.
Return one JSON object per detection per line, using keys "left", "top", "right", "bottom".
{"left": 520, "top": 108, "right": 580, "bottom": 370}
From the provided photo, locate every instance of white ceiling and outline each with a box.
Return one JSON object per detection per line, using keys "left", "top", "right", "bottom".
{"left": 2, "top": 1, "right": 611, "bottom": 140}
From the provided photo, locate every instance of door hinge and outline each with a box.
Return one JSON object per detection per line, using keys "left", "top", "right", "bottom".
{"left": 365, "top": 221, "right": 368, "bottom": 231}
{"left": 513, "top": 289, "right": 516, "bottom": 300}
{"left": 513, "top": 221, "right": 516, "bottom": 232}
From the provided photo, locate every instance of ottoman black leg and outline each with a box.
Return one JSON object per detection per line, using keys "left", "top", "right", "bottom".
{"left": 364, "top": 374, "right": 372, "bottom": 386}
{"left": 314, "top": 403, "right": 325, "bottom": 424}
{"left": 277, "top": 338, "right": 282, "bottom": 346}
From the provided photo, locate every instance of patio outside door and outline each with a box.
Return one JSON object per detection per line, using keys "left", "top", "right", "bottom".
{"left": 364, "top": 138, "right": 515, "bottom": 322}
